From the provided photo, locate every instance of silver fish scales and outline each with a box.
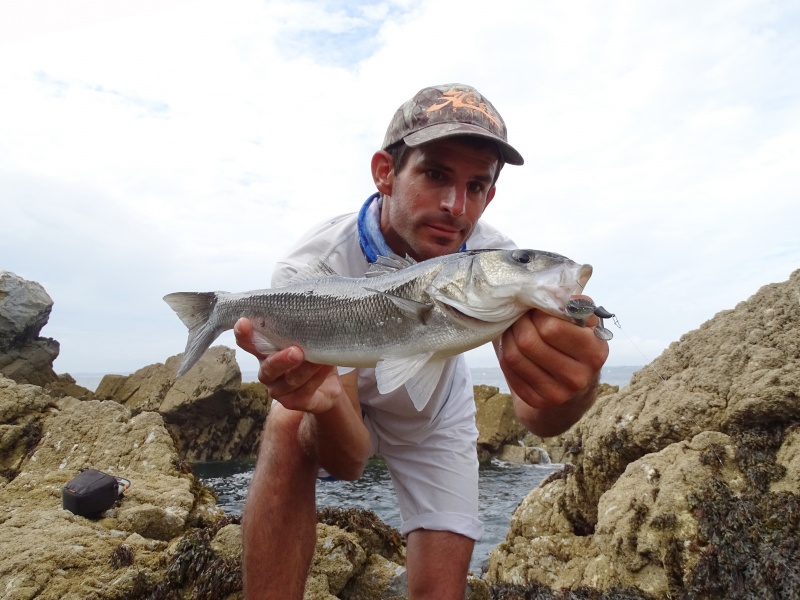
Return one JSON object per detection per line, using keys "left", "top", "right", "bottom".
{"left": 164, "top": 249, "right": 593, "bottom": 410}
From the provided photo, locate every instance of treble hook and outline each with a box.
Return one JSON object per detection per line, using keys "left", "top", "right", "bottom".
{"left": 593, "top": 306, "right": 615, "bottom": 341}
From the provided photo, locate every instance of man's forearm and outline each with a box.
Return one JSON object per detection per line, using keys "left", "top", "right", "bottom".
{"left": 303, "top": 390, "right": 371, "bottom": 481}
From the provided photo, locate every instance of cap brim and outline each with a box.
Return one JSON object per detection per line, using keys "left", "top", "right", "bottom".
{"left": 403, "top": 122, "right": 524, "bottom": 166}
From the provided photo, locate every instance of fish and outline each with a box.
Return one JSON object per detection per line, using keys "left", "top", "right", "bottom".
{"left": 164, "top": 248, "right": 593, "bottom": 410}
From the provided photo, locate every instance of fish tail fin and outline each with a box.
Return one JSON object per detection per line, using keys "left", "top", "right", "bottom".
{"left": 163, "top": 291, "right": 225, "bottom": 376}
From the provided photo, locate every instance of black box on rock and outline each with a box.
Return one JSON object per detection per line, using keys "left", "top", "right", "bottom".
{"left": 62, "top": 469, "right": 120, "bottom": 517}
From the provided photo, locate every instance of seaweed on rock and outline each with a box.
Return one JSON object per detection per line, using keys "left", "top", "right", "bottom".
{"left": 128, "top": 516, "right": 243, "bottom": 600}
{"left": 489, "top": 581, "right": 657, "bottom": 599}
{"left": 680, "top": 425, "right": 800, "bottom": 599}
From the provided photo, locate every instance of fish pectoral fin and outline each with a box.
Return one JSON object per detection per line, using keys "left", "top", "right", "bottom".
{"left": 375, "top": 352, "right": 434, "bottom": 397}
{"left": 364, "top": 288, "right": 433, "bottom": 323}
{"left": 404, "top": 358, "right": 447, "bottom": 411}
{"left": 251, "top": 330, "right": 280, "bottom": 355}
{"left": 375, "top": 353, "right": 445, "bottom": 410}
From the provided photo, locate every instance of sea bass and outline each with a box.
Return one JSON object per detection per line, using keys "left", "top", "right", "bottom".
{"left": 164, "top": 249, "right": 593, "bottom": 410}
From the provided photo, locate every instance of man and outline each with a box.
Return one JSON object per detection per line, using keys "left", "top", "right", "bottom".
{"left": 234, "top": 83, "right": 609, "bottom": 599}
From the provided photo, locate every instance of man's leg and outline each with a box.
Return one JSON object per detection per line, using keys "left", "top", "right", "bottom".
{"left": 405, "top": 529, "right": 475, "bottom": 600}
{"left": 242, "top": 404, "right": 318, "bottom": 600}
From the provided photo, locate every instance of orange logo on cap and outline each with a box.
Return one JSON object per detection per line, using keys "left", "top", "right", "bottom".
{"left": 427, "top": 90, "right": 501, "bottom": 129}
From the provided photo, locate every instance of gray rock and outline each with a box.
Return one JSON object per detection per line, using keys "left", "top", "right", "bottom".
{"left": 0, "top": 270, "right": 53, "bottom": 351}
{"left": 0, "top": 271, "right": 58, "bottom": 385}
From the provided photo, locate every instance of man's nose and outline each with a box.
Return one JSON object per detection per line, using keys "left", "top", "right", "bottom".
{"left": 440, "top": 186, "right": 466, "bottom": 216}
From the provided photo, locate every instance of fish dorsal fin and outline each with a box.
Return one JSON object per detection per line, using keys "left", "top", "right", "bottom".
{"left": 286, "top": 259, "right": 339, "bottom": 284}
{"left": 366, "top": 254, "right": 417, "bottom": 277}
{"left": 364, "top": 288, "right": 433, "bottom": 323}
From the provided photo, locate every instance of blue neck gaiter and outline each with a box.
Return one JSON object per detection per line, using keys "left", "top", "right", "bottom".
{"left": 357, "top": 193, "right": 391, "bottom": 263}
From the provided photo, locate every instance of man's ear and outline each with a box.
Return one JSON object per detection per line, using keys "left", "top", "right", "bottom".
{"left": 371, "top": 150, "right": 394, "bottom": 196}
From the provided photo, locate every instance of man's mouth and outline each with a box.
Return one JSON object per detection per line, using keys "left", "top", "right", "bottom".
{"left": 427, "top": 222, "right": 461, "bottom": 236}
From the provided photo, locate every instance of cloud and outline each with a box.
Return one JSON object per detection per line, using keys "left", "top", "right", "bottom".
{"left": 0, "top": 0, "right": 798, "bottom": 374}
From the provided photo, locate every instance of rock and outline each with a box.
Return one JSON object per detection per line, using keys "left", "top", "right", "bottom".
{"left": 0, "top": 337, "right": 60, "bottom": 387}
{"left": 312, "top": 523, "right": 369, "bottom": 595}
{"left": 95, "top": 346, "right": 271, "bottom": 461}
{"left": 496, "top": 444, "right": 546, "bottom": 465}
{"left": 0, "top": 271, "right": 59, "bottom": 386}
{"left": 44, "top": 373, "right": 96, "bottom": 401}
{"left": 521, "top": 383, "right": 622, "bottom": 465}
{"left": 474, "top": 385, "right": 526, "bottom": 459}
{"left": 0, "top": 271, "right": 53, "bottom": 351}
{"left": 345, "top": 554, "right": 407, "bottom": 599}
{"left": 486, "top": 269, "right": 800, "bottom": 598}
{"left": 0, "top": 374, "right": 225, "bottom": 599}
{"left": 477, "top": 383, "right": 621, "bottom": 465}
{"left": 160, "top": 506, "right": 410, "bottom": 600}
{"left": 0, "top": 375, "right": 52, "bottom": 482}
{"left": 773, "top": 424, "right": 800, "bottom": 494}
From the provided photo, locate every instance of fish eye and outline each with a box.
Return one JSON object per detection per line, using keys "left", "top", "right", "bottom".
{"left": 511, "top": 250, "right": 533, "bottom": 264}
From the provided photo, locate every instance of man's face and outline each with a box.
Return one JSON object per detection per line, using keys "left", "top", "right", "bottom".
{"left": 378, "top": 138, "right": 499, "bottom": 262}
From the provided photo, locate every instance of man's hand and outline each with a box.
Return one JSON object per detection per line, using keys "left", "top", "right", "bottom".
{"left": 234, "top": 317, "right": 369, "bottom": 480}
{"left": 495, "top": 296, "right": 610, "bottom": 437}
{"left": 233, "top": 317, "right": 344, "bottom": 414}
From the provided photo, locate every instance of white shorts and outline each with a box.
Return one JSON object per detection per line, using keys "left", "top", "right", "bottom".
{"left": 362, "top": 403, "right": 483, "bottom": 541}
{"left": 321, "top": 361, "right": 484, "bottom": 540}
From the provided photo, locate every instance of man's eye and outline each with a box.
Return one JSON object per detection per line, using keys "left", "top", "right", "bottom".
{"left": 467, "top": 182, "right": 485, "bottom": 193}
{"left": 426, "top": 170, "right": 443, "bottom": 181}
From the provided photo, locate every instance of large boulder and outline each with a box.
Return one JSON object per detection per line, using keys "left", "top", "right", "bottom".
{"left": 486, "top": 269, "right": 800, "bottom": 598}
{"left": 474, "top": 385, "right": 526, "bottom": 461}
{"left": 0, "top": 375, "right": 224, "bottom": 599}
{"left": 0, "top": 270, "right": 59, "bottom": 386}
{"left": 95, "top": 346, "right": 270, "bottom": 462}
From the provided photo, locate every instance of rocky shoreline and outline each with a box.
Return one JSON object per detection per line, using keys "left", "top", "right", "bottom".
{"left": 1, "top": 268, "right": 799, "bottom": 599}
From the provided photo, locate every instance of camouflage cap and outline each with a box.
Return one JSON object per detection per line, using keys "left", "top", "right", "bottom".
{"left": 382, "top": 83, "right": 524, "bottom": 166}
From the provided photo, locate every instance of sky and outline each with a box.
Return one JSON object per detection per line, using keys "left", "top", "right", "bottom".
{"left": 2, "top": 0, "right": 799, "bottom": 375}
